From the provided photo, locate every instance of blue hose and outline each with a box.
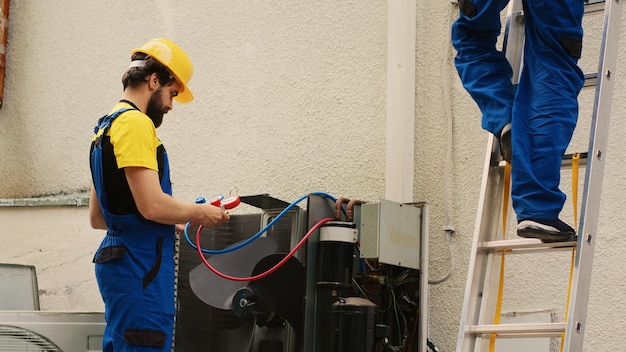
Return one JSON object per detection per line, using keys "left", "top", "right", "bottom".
{"left": 184, "top": 192, "right": 338, "bottom": 254}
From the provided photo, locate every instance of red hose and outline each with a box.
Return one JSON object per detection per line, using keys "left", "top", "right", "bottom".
{"left": 196, "top": 217, "right": 334, "bottom": 282}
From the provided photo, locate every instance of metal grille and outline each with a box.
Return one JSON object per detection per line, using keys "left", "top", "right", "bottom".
{"left": 0, "top": 325, "right": 62, "bottom": 352}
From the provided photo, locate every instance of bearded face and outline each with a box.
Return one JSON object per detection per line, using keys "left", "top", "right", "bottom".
{"left": 146, "top": 86, "right": 166, "bottom": 128}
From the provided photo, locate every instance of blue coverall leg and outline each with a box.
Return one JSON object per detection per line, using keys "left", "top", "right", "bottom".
{"left": 91, "top": 110, "right": 177, "bottom": 352}
{"left": 452, "top": 0, "right": 584, "bottom": 221}
{"left": 451, "top": 0, "right": 514, "bottom": 137}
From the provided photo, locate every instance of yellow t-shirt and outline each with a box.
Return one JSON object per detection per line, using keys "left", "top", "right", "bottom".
{"left": 94, "top": 102, "right": 162, "bottom": 171}
{"left": 91, "top": 102, "right": 165, "bottom": 215}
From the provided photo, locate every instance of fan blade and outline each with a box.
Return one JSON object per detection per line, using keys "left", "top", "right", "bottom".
{"left": 189, "top": 236, "right": 278, "bottom": 310}
{"left": 218, "top": 314, "right": 256, "bottom": 352}
{"left": 249, "top": 254, "right": 305, "bottom": 347}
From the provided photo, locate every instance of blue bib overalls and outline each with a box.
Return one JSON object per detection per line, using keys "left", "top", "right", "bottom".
{"left": 91, "top": 108, "right": 176, "bottom": 352}
{"left": 451, "top": 0, "right": 585, "bottom": 220}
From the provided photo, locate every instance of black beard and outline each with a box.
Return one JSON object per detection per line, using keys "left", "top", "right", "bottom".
{"left": 146, "top": 88, "right": 165, "bottom": 128}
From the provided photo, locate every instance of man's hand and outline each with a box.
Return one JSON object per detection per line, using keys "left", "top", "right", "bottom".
{"left": 196, "top": 204, "right": 230, "bottom": 228}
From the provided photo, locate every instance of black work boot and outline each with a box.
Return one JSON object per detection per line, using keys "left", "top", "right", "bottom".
{"left": 517, "top": 218, "right": 577, "bottom": 243}
{"left": 499, "top": 123, "right": 512, "bottom": 163}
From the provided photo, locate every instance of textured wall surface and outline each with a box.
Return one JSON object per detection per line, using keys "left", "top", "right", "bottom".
{"left": 0, "top": 207, "right": 103, "bottom": 310}
{"left": 0, "top": 1, "right": 624, "bottom": 351}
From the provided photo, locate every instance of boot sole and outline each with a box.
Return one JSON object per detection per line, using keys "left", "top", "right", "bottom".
{"left": 518, "top": 228, "right": 577, "bottom": 243}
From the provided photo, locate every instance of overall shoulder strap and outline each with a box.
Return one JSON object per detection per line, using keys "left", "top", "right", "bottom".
{"left": 93, "top": 107, "right": 135, "bottom": 134}
{"left": 92, "top": 107, "right": 135, "bottom": 146}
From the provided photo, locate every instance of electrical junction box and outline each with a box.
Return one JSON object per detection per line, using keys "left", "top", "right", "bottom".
{"left": 358, "top": 199, "right": 425, "bottom": 270}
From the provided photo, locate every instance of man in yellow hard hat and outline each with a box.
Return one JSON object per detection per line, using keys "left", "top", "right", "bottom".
{"left": 88, "top": 38, "right": 229, "bottom": 351}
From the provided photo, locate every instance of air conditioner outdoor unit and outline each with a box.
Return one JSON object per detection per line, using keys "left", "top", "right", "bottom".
{"left": 0, "top": 264, "right": 105, "bottom": 352}
{"left": 0, "top": 311, "right": 105, "bottom": 352}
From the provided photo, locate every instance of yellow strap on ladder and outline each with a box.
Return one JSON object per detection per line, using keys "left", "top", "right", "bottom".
{"left": 489, "top": 154, "right": 580, "bottom": 351}
{"left": 489, "top": 162, "right": 511, "bottom": 351}
{"left": 559, "top": 152, "right": 580, "bottom": 352}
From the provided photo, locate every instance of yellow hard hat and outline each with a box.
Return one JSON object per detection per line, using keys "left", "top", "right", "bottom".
{"left": 132, "top": 38, "right": 194, "bottom": 103}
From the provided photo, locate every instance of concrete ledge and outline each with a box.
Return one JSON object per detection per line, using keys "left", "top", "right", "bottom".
{"left": 0, "top": 193, "right": 90, "bottom": 207}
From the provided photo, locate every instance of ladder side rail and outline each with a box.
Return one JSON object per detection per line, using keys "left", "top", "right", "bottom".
{"left": 564, "top": 0, "right": 623, "bottom": 350}
{"left": 457, "top": 139, "right": 507, "bottom": 352}
{"left": 456, "top": 2, "right": 525, "bottom": 351}
{"left": 502, "top": 6, "right": 525, "bottom": 83}
{"left": 473, "top": 249, "right": 504, "bottom": 351}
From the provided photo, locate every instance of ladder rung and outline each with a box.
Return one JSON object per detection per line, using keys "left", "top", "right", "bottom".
{"left": 583, "top": 72, "right": 598, "bottom": 87}
{"left": 562, "top": 152, "right": 588, "bottom": 164}
{"left": 467, "top": 323, "right": 566, "bottom": 337}
{"left": 514, "top": 0, "right": 604, "bottom": 16}
{"left": 585, "top": 0, "right": 606, "bottom": 13}
{"left": 514, "top": 72, "right": 596, "bottom": 89}
{"left": 479, "top": 238, "right": 575, "bottom": 253}
{"left": 496, "top": 152, "right": 588, "bottom": 168}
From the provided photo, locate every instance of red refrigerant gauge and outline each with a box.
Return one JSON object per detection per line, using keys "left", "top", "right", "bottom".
{"left": 207, "top": 195, "right": 224, "bottom": 207}
{"left": 221, "top": 195, "right": 241, "bottom": 210}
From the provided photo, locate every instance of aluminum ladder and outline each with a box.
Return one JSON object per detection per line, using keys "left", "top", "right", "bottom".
{"left": 456, "top": 0, "right": 624, "bottom": 351}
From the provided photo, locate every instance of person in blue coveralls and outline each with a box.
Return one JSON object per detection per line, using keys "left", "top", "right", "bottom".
{"left": 88, "top": 38, "right": 230, "bottom": 351}
{"left": 451, "top": 0, "right": 584, "bottom": 242}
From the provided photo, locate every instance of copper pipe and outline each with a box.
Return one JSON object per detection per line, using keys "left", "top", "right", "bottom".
{"left": 334, "top": 197, "right": 350, "bottom": 219}
{"left": 346, "top": 199, "right": 367, "bottom": 220}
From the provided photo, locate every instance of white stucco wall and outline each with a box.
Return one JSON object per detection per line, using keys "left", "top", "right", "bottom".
{"left": 0, "top": 206, "right": 103, "bottom": 311}
{"left": 0, "top": 1, "right": 624, "bottom": 351}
